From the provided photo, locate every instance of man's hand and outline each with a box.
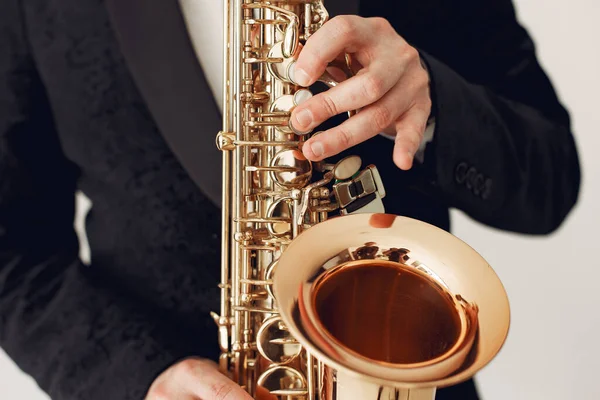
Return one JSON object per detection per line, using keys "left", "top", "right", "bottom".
{"left": 146, "top": 358, "right": 253, "bottom": 400}
{"left": 290, "top": 15, "right": 432, "bottom": 170}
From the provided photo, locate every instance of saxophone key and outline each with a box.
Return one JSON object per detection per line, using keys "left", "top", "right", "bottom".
{"left": 210, "top": 312, "right": 231, "bottom": 352}
{"left": 257, "top": 366, "right": 308, "bottom": 399}
{"left": 233, "top": 305, "right": 280, "bottom": 314}
{"left": 256, "top": 316, "right": 303, "bottom": 365}
{"left": 241, "top": 91, "right": 270, "bottom": 103}
{"left": 216, "top": 131, "right": 235, "bottom": 151}
{"left": 332, "top": 156, "right": 363, "bottom": 180}
{"left": 239, "top": 278, "right": 274, "bottom": 286}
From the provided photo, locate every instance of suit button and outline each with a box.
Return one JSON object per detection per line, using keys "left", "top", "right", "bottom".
{"left": 473, "top": 174, "right": 484, "bottom": 196}
{"left": 481, "top": 178, "right": 493, "bottom": 200}
{"left": 455, "top": 162, "right": 468, "bottom": 184}
{"left": 465, "top": 167, "right": 477, "bottom": 190}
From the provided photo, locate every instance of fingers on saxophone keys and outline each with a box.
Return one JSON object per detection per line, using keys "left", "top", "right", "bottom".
{"left": 302, "top": 97, "right": 400, "bottom": 162}
{"left": 290, "top": 64, "right": 398, "bottom": 133}
{"left": 291, "top": 15, "right": 368, "bottom": 87}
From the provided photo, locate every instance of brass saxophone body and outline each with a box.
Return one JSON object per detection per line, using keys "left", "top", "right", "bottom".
{"left": 213, "top": 1, "right": 510, "bottom": 399}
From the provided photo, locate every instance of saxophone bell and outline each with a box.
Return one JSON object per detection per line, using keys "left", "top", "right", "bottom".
{"left": 273, "top": 213, "right": 510, "bottom": 399}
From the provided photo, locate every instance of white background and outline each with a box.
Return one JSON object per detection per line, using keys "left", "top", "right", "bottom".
{"left": 1, "top": 0, "right": 599, "bottom": 399}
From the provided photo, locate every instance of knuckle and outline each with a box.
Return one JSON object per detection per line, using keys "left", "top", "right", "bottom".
{"left": 303, "top": 46, "right": 321, "bottom": 67}
{"left": 372, "top": 105, "right": 393, "bottom": 131}
{"left": 362, "top": 74, "right": 386, "bottom": 102}
{"left": 332, "top": 15, "right": 355, "bottom": 38}
{"left": 320, "top": 94, "right": 339, "bottom": 117}
{"left": 370, "top": 17, "right": 392, "bottom": 33}
{"left": 210, "top": 381, "right": 235, "bottom": 400}
{"left": 175, "top": 358, "right": 202, "bottom": 377}
{"left": 404, "top": 45, "right": 419, "bottom": 64}
{"left": 336, "top": 127, "right": 354, "bottom": 149}
{"left": 414, "top": 88, "right": 431, "bottom": 109}
{"left": 147, "top": 383, "right": 170, "bottom": 400}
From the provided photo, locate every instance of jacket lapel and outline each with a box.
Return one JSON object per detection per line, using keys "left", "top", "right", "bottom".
{"left": 103, "top": 0, "right": 362, "bottom": 208}
{"left": 104, "top": 0, "right": 223, "bottom": 207}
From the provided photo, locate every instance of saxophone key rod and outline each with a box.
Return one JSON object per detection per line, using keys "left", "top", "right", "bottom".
{"left": 233, "top": 140, "right": 301, "bottom": 147}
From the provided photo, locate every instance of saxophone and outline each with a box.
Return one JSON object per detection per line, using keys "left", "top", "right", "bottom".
{"left": 213, "top": 1, "right": 511, "bottom": 399}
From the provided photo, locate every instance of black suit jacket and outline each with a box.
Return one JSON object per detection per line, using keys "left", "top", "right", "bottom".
{"left": 0, "top": 0, "right": 580, "bottom": 399}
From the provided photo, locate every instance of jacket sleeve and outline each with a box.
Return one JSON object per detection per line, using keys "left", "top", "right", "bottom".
{"left": 0, "top": 2, "right": 207, "bottom": 399}
{"left": 412, "top": 0, "right": 581, "bottom": 235}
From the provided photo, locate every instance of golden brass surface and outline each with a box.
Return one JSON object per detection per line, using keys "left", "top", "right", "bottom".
{"left": 213, "top": 1, "right": 510, "bottom": 399}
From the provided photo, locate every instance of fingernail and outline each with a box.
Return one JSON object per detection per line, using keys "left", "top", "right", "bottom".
{"left": 310, "top": 141, "right": 324, "bottom": 158}
{"left": 295, "top": 109, "right": 313, "bottom": 130}
{"left": 290, "top": 64, "right": 311, "bottom": 87}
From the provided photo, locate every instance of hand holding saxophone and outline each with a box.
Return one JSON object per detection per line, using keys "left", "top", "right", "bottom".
{"left": 145, "top": 358, "right": 267, "bottom": 400}
{"left": 289, "top": 15, "right": 432, "bottom": 171}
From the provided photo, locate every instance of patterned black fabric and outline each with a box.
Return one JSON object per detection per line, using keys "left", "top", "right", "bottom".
{"left": 0, "top": 1, "right": 221, "bottom": 398}
{"left": 0, "top": 0, "right": 580, "bottom": 399}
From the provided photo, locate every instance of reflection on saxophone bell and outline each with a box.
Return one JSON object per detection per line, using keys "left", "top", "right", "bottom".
{"left": 212, "top": 1, "right": 510, "bottom": 399}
